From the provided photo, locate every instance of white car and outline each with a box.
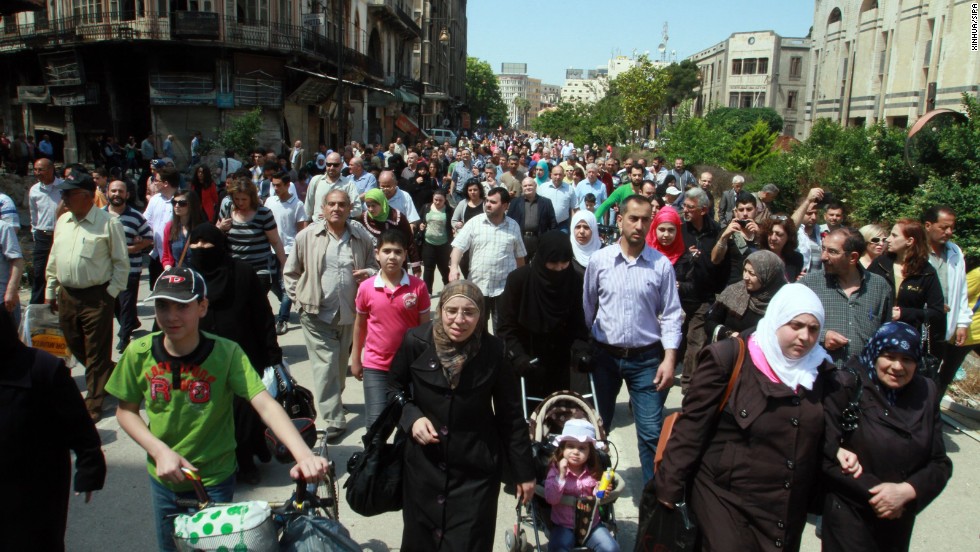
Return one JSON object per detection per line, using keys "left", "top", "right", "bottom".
{"left": 426, "top": 128, "right": 458, "bottom": 145}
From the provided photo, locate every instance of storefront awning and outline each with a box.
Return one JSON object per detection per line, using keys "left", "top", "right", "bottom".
{"left": 394, "top": 88, "right": 420, "bottom": 105}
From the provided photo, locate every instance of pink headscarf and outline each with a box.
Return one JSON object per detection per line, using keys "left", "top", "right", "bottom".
{"left": 647, "top": 207, "right": 686, "bottom": 265}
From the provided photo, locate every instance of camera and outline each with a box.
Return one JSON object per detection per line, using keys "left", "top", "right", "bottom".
{"left": 736, "top": 219, "right": 750, "bottom": 228}
{"left": 816, "top": 192, "right": 835, "bottom": 208}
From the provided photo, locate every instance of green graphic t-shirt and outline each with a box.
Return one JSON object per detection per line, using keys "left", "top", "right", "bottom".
{"left": 106, "top": 331, "right": 266, "bottom": 491}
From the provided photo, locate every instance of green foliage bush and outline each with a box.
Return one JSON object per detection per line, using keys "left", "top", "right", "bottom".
{"left": 704, "top": 107, "right": 784, "bottom": 137}
{"left": 728, "top": 119, "right": 777, "bottom": 172}
{"left": 201, "top": 108, "right": 262, "bottom": 158}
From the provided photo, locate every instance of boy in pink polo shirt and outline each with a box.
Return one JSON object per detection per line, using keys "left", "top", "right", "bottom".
{"left": 352, "top": 229, "right": 431, "bottom": 427}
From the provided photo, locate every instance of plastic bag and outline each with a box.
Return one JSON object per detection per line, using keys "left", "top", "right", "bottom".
{"left": 279, "top": 515, "right": 361, "bottom": 552}
{"left": 173, "top": 501, "right": 277, "bottom": 552}
{"left": 19, "top": 303, "right": 75, "bottom": 366}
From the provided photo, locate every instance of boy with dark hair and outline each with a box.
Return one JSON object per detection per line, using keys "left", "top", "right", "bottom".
{"left": 106, "top": 267, "right": 328, "bottom": 551}
{"left": 351, "top": 230, "right": 430, "bottom": 427}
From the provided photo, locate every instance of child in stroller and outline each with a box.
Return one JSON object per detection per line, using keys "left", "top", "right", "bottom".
{"left": 543, "top": 419, "right": 619, "bottom": 552}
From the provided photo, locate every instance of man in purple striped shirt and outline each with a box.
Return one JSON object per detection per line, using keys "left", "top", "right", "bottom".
{"left": 583, "top": 195, "right": 683, "bottom": 482}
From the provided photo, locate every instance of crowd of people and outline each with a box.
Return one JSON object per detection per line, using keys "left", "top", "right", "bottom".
{"left": 2, "top": 129, "right": 973, "bottom": 551}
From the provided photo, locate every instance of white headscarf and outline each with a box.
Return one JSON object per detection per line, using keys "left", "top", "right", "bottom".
{"left": 570, "top": 210, "right": 601, "bottom": 267}
{"left": 753, "top": 283, "right": 832, "bottom": 390}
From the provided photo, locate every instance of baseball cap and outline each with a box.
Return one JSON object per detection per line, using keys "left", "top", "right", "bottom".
{"left": 145, "top": 267, "right": 208, "bottom": 304}
{"left": 57, "top": 169, "right": 96, "bottom": 192}
{"left": 665, "top": 186, "right": 682, "bottom": 196}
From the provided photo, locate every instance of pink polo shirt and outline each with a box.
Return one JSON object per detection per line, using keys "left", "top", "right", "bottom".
{"left": 355, "top": 270, "right": 430, "bottom": 371}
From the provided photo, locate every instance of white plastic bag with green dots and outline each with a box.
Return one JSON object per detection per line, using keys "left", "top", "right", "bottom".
{"left": 173, "top": 501, "right": 277, "bottom": 552}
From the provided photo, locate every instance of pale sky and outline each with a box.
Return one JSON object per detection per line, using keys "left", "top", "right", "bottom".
{"left": 467, "top": 0, "right": 816, "bottom": 85}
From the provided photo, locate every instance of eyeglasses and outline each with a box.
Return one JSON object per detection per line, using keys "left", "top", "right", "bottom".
{"left": 869, "top": 237, "right": 886, "bottom": 244}
{"left": 171, "top": 200, "right": 189, "bottom": 207}
{"left": 325, "top": 162, "right": 341, "bottom": 167}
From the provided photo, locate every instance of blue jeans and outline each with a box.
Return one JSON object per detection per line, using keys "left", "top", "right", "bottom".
{"left": 270, "top": 258, "right": 292, "bottom": 323}
{"left": 149, "top": 474, "right": 236, "bottom": 552}
{"left": 592, "top": 346, "right": 668, "bottom": 483}
{"left": 557, "top": 219, "right": 570, "bottom": 234}
{"left": 549, "top": 524, "right": 618, "bottom": 551}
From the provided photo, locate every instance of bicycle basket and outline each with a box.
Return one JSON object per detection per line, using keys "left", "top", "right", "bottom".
{"left": 173, "top": 501, "right": 277, "bottom": 552}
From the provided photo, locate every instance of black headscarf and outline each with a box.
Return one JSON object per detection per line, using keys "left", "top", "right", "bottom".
{"left": 187, "top": 223, "right": 234, "bottom": 303}
{"left": 519, "top": 230, "right": 579, "bottom": 334}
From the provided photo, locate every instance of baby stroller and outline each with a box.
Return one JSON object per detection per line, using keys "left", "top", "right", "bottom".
{"left": 504, "top": 370, "right": 623, "bottom": 552}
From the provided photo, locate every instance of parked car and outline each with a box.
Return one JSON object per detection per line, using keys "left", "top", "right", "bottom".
{"left": 426, "top": 128, "right": 458, "bottom": 145}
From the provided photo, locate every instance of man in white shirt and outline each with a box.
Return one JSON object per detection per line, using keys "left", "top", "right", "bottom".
{"left": 393, "top": 136, "right": 408, "bottom": 159}
{"left": 537, "top": 164, "right": 575, "bottom": 233}
{"left": 574, "top": 163, "right": 608, "bottom": 211}
{"left": 378, "top": 170, "right": 420, "bottom": 225}
{"left": 27, "top": 158, "right": 62, "bottom": 304}
{"left": 143, "top": 167, "right": 178, "bottom": 287}
{"left": 305, "top": 152, "right": 362, "bottom": 220}
{"left": 266, "top": 172, "right": 309, "bottom": 335}
{"left": 289, "top": 140, "right": 304, "bottom": 170}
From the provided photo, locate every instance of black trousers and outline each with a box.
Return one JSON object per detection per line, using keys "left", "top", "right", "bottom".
{"left": 938, "top": 342, "right": 980, "bottom": 397}
{"left": 30, "top": 230, "right": 52, "bottom": 304}
{"left": 114, "top": 272, "right": 142, "bottom": 341}
{"left": 148, "top": 257, "right": 164, "bottom": 290}
{"left": 421, "top": 241, "right": 451, "bottom": 294}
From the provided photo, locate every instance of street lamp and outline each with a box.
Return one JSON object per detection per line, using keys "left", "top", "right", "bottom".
{"left": 438, "top": 27, "right": 450, "bottom": 45}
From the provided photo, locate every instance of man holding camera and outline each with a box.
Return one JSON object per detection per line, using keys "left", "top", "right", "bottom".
{"left": 711, "top": 192, "right": 760, "bottom": 286}
{"left": 791, "top": 187, "right": 834, "bottom": 274}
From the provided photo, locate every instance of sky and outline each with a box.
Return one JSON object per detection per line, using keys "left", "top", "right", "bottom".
{"left": 467, "top": 0, "right": 816, "bottom": 85}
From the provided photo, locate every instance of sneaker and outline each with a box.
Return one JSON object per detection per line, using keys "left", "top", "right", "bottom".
{"left": 326, "top": 427, "right": 346, "bottom": 441}
{"left": 276, "top": 320, "right": 288, "bottom": 335}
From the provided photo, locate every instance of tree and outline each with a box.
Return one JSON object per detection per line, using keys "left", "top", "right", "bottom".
{"left": 663, "top": 60, "right": 701, "bottom": 124}
{"left": 609, "top": 55, "right": 669, "bottom": 140}
{"left": 465, "top": 57, "right": 508, "bottom": 128}
{"left": 201, "top": 107, "right": 262, "bottom": 158}
{"left": 659, "top": 108, "right": 734, "bottom": 167}
{"left": 513, "top": 96, "right": 531, "bottom": 129}
{"left": 728, "top": 119, "right": 778, "bottom": 171}
{"left": 705, "top": 107, "right": 784, "bottom": 137}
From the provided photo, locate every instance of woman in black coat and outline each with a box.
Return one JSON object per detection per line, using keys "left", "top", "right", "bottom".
{"left": 497, "top": 231, "right": 590, "bottom": 399}
{"left": 188, "top": 223, "right": 283, "bottom": 484}
{"left": 388, "top": 280, "right": 536, "bottom": 551}
{"left": 822, "top": 322, "right": 952, "bottom": 551}
{"left": 868, "top": 219, "right": 946, "bottom": 347}
{"left": 0, "top": 309, "right": 106, "bottom": 551}
{"left": 705, "top": 249, "right": 787, "bottom": 341}
{"left": 656, "top": 284, "right": 842, "bottom": 552}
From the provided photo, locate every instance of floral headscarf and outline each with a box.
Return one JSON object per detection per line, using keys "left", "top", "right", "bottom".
{"left": 859, "top": 321, "right": 921, "bottom": 405}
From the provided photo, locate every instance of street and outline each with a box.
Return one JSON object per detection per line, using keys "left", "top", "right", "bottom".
{"left": 51, "top": 277, "right": 980, "bottom": 551}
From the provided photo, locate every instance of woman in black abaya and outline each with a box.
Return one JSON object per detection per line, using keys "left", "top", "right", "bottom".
{"left": 498, "top": 230, "right": 591, "bottom": 399}
{"left": 187, "top": 223, "right": 283, "bottom": 484}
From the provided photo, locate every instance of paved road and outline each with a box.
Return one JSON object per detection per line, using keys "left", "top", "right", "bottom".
{"left": 51, "top": 278, "right": 980, "bottom": 551}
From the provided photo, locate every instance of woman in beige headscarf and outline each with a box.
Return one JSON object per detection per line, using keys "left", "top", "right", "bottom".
{"left": 388, "top": 280, "right": 535, "bottom": 551}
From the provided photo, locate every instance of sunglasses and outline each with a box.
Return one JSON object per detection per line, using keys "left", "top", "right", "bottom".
{"left": 171, "top": 200, "right": 189, "bottom": 207}
{"left": 325, "top": 162, "right": 341, "bottom": 167}
{"left": 869, "top": 237, "right": 886, "bottom": 244}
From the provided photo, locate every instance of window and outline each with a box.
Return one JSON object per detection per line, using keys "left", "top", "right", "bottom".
{"left": 729, "top": 93, "right": 739, "bottom": 108}
{"left": 787, "top": 90, "right": 798, "bottom": 109}
{"left": 731, "top": 59, "right": 742, "bottom": 75}
{"left": 740, "top": 94, "right": 752, "bottom": 108}
{"left": 755, "top": 93, "right": 766, "bottom": 107}
{"left": 73, "top": 0, "right": 103, "bottom": 23}
{"left": 860, "top": 0, "right": 878, "bottom": 12}
{"left": 743, "top": 58, "right": 757, "bottom": 74}
{"left": 237, "top": 0, "right": 268, "bottom": 23}
{"left": 757, "top": 58, "right": 769, "bottom": 74}
{"left": 784, "top": 124, "right": 796, "bottom": 136}
{"left": 828, "top": 7, "right": 842, "bottom": 24}
{"left": 789, "top": 56, "right": 803, "bottom": 79}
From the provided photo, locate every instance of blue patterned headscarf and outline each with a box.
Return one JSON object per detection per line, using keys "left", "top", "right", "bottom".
{"left": 859, "top": 322, "right": 921, "bottom": 405}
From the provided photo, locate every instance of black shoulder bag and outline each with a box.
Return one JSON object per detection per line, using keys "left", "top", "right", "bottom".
{"left": 344, "top": 392, "right": 408, "bottom": 516}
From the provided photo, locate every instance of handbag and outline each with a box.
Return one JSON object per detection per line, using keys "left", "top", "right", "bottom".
{"left": 637, "top": 337, "right": 745, "bottom": 552}
{"left": 921, "top": 320, "right": 941, "bottom": 380}
{"left": 654, "top": 336, "right": 745, "bottom": 475}
{"left": 344, "top": 392, "right": 407, "bottom": 516}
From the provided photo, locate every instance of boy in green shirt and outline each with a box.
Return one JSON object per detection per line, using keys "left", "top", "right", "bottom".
{"left": 106, "top": 267, "right": 328, "bottom": 551}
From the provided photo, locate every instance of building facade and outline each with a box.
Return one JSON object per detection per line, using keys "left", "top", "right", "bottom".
{"left": 496, "top": 62, "right": 528, "bottom": 128}
{"left": 804, "top": 0, "right": 979, "bottom": 134}
{"left": 0, "top": 0, "right": 466, "bottom": 164}
{"left": 689, "top": 31, "right": 811, "bottom": 139}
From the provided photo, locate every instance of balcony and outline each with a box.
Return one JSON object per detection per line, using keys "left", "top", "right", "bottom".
{"left": 366, "top": 0, "right": 421, "bottom": 37}
{"left": 0, "top": 11, "right": 383, "bottom": 79}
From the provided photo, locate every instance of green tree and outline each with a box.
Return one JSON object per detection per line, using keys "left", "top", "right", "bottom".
{"left": 705, "top": 107, "right": 784, "bottom": 137}
{"left": 465, "top": 57, "right": 508, "bottom": 128}
{"left": 513, "top": 96, "right": 531, "bottom": 129}
{"left": 728, "top": 119, "right": 778, "bottom": 171}
{"left": 610, "top": 55, "right": 669, "bottom": 139}
{"left": 201, "top": 107, "right": 262, "bottom": 158}
{"left": 659, "top": 109, "right": 734, "bottom": 166}
{"left": 663, "top": 60, "right": 701, "bottom": 124}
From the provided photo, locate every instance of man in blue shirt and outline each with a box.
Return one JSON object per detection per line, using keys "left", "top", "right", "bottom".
{"left": 37, "top": 134, "right": 54, "bottom": 159}
{"left": 583, "top": 194, "right": 683, "bottom": 482}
